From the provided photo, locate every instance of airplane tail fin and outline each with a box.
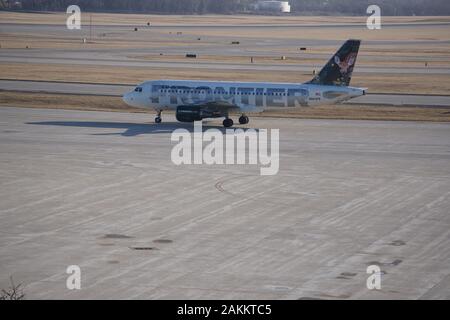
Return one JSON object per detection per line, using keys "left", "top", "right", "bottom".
{"left": 308, "top": 39, "right": 361, "bottom": 87}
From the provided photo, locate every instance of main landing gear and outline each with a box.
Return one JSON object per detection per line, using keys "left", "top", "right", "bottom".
{"left": 239, "top": 115, "right": 249, "bottom": 125}
{"left": 223, "top": 118, "right": 234, "bottom": 128}
{"left": 222, "top": 115, "right": 249, "bottom": 128}
{"left": 155, "top": 110, "right": 162, "bottom": 123}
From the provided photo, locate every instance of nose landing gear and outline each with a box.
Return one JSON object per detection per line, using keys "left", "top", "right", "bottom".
{"left": 155, "top": 110, "right": 162, "bottom": 123}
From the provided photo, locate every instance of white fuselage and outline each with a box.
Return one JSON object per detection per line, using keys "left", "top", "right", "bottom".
{"left": 123, "top": 80, "right": 365, "bottom": 113}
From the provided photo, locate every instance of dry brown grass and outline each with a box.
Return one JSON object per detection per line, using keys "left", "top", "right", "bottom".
{"left": 1, "top": 12, "right": 449, "bottom": 48}
{"left": 157, "top": 24, "right": 450, "bottom": 41}
{"left": 0, "top": 62, "right": 309, "bottom": 84}
{"left": 132, "top": 53, "right": 450, "bottom": 68}
{"left": 1, "top": 91, "right": 449, "bottom": 122}
{"left": 2, "top": 26, "right": 450, "bottom": 50}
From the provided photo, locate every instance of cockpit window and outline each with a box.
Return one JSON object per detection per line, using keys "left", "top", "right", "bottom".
{"left": 134, "top": 87, "right": 143, "bottom": 92}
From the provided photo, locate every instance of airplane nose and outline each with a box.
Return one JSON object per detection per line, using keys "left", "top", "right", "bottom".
{"left": 122, "top": 92, "right": 131, "bottom": 105}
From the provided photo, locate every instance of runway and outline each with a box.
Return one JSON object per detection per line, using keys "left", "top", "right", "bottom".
{"left": 0, "top": 106, "right": 449, "bottom": 299}
{"left": 2, "top": 79, "right": 450, "bottom": 108}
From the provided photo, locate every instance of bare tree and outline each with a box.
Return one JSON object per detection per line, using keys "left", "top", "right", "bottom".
{"left": 0, "top": 0, "right": 8, "bottom": 9}
{"left": 0, "top": 277, "right": 25, "bottom": 300}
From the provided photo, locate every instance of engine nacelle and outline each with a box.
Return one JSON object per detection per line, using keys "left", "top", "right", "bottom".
{"left": 176, "top": 105, "right": 225, "bottom": 122}
{"left": 176, "top": 106, "right": 203, "bottom": 122}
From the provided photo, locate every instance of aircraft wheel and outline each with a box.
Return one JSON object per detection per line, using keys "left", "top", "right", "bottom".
{"left": 223, "top": 118, "right": 234, "bottom": 128}
{"left": 155, "top": 117, "right": 162, "bottom": 124}
{"left": 239, "top": 115, "right": 249, "bottom": 124}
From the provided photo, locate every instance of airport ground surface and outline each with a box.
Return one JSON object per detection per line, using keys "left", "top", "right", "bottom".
{"left": 0, "top": 107, "right": 449, "bottom": 299}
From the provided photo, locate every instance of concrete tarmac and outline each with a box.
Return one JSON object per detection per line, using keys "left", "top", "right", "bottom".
{"left": 0, "top": 106, "right": 449, "bottom": 299}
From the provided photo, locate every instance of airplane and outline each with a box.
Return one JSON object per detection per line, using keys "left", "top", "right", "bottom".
{"left": 122, "top": 39, "right": 365, "bottom": 127}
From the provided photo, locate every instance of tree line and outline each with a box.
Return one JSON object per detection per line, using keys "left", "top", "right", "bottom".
{"left": 4, "top": 0, "right": 450, "bottom": 15}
